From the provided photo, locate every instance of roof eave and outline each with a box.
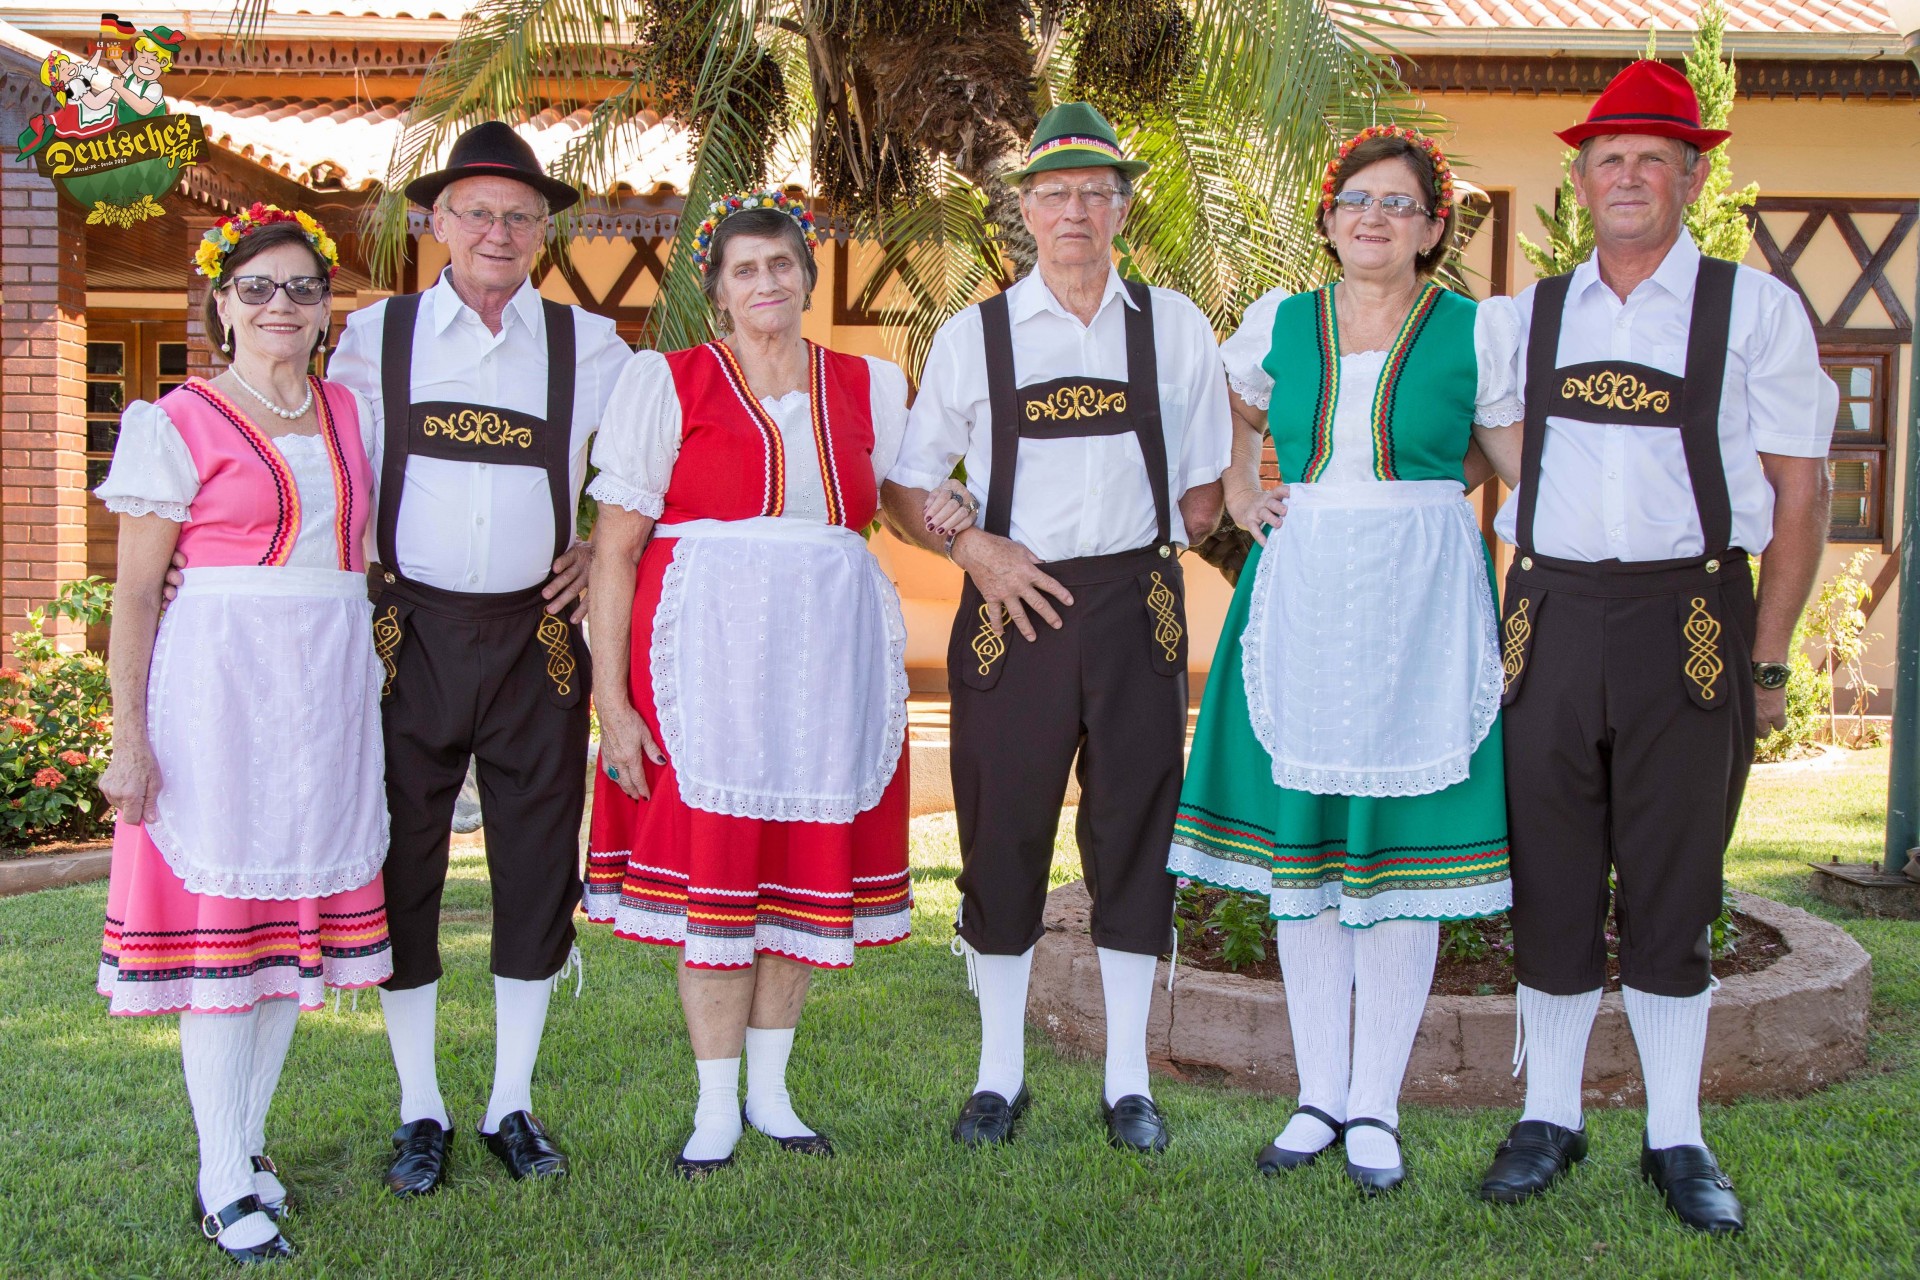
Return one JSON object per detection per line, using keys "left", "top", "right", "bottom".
{"left": 1365, "top": 26, "right": 1907, "bottom": 60}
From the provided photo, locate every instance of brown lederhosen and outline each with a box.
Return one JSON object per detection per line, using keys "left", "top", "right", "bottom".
{"left": 948, "top": 280, "right": 1188, "bottom": 957}
{"left": 1499, "top": 257, "right": 1756, "bottom": 999}
{"left": 373, "top": 293, "right": 591, "bottom": 990}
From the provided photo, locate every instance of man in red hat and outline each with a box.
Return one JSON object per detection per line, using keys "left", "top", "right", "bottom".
{"left": 328, "top": 121, "right": 634, "bottom": 1195}
{"left": 1466, "top": 59, "right": 1834, "bottom": 1234}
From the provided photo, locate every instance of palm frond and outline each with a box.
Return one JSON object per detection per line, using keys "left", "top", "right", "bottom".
{"left": 852, "top": 159, "right": 1005, "bottom": 378}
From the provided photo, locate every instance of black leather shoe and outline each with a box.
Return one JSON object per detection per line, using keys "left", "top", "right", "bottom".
{"left": 1101, "top": 1094, "right": 1171, "bottom": 1153}
{"left": 1256, "top": 1105, "right": 1344, "bottom": 1174}
{"left": 194, "top": 1190, "right": 294, "bottom": 1264}
{"left": 1641, "top": 1138, "right": 1745, "bottom": 1235}
{"left": 250, "top": 1155, "right": 287, "bottom": 1220}
{"left": 386, "top": 1119, "right": 450, "bottom": 1198}
{"left": 672, "top": 1151, "right": 735, "bottom": 1181}
{"left": 482, "top": 1111, "right": 569, "bottom": 1181}
{"left": 743, "top": 1106, "right": 835, "bottom": 1157}
{"left": 951, "top": 1085, "right": 1030, "bottom": 1147}
{"left": 1478, "top": 1120, "right": 1589, "bottom": 1204}
{"left": 1341, "top": 1117, "right": 1406, "bottom": 1196}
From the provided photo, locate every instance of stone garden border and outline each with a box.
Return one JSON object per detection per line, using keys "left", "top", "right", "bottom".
{"left": 1030, "top": 881, "right": 1870, "bottom": 1106}
{"left": 0, "top": 842, "right": 113, "bottom": 898}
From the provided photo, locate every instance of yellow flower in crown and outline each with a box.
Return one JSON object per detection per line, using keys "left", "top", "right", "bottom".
{"left": 194, "top": 202, "right": 343, "bottom": 281}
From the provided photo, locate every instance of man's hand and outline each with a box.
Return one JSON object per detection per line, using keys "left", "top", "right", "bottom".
{"left": 951, "top": 529, "right": 1073, "bottom": 642}
{"left": 162, "top": 551, "right": 186, "bottom": 602}
{"left": 1227, "top": 483, "right": 1290, "bottom": 546}
{"left": 1755, "top": 684, "right": 1788, "bottom": 738}
{"left": 544, "top": 542, "right": 593, "bottom": 620}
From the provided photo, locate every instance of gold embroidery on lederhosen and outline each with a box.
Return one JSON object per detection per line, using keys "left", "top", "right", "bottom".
{"left": 1683, "top": 596, "right": 1724, "bottom": 701}
{"left": 537, "top": 614, "right": 576, "bottom": 697}
{"left": 970, "top": 604, "right": 1006, "bottom": 677}
{"left": 373, "top": 604, "right": 402, "bottom": 697}
{"left": 1501, "top": 597, "right": 1532, "bottom": 696}
{"left": 420, "top": 408, "right": 534, "bottom": 449}
{"left": 1146, "top": 571, "right": 1182, "bottom": 662}
{"left": 1558, "top": 370, "right": 1671, "bottom": 416}
{"left": 1024, "top": 385, "right": 1128, "bottom": 422}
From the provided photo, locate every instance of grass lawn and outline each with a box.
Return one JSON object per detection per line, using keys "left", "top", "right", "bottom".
{"left": 2, "top": 749, "right": 1915, "bottom": 1279}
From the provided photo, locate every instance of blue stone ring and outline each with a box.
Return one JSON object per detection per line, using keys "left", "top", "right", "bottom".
{"left": 606, "top": 766, "right": 619, "bottom": 781}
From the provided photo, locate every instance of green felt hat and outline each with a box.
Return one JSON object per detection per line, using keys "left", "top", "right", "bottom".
{"left": 140, "top": 26, "right": 186, "bottom": 55}
{"left": 1001, "top": 102, "right": 1147, "bottom": 182}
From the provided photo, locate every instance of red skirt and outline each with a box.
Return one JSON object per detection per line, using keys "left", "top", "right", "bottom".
{"left": 97, "top": 821, "right": 392, "bottom": 1016}
{"left": 585, "top": 541, "right": 912, "bottom": 970}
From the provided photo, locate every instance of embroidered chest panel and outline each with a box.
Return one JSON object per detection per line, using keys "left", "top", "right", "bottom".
{"left": 1018, "top": 377, "right": 1132, "bottom": 437}
{"left": 1546, "top": 361, "right": 1684, "bottom": 428}
{"left": 406, "top": 400, "right": 548, "bottom": 464}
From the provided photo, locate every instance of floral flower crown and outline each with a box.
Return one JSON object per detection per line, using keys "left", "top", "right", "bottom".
{"left": 1320, "top": 125, "right": 1454, "bottom": 219}
{"left": 194, "top": 203, "right": 341, "bottom": 283}
{"left": 691, "top": 189, "right": 819, "bottom": 274}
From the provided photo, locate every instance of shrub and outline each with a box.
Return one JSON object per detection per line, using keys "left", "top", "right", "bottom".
{"left": 0, "top": 580, "right": 114, "bottom": 847}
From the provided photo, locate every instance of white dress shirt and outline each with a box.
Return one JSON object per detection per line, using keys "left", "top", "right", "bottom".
{"left": 1477, "top": 233, "right": 1836, "bottom": 561}
{"left": 889, "top": 267, "right": 1232, "bottom": 561}
{"left": 329, "top": 270, "right": 634, "bottom": 593}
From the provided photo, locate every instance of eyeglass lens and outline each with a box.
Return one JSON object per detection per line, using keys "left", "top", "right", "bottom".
{"left": 231, "top": 276, "right": 329, "bottom": 305}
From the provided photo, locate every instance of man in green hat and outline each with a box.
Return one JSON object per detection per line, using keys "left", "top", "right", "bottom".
{"left": 883, "top": 102, "right": 1229, "bottom": 1153}
{"left": 109, "top": 26, "right": 180, "bottom": 124}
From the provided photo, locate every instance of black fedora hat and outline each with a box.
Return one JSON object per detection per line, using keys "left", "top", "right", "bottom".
{"left": 403, "top": 120, "right": 581, "bottom": 213}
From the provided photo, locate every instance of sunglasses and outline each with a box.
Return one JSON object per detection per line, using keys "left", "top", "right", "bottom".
{"left": 225, "top": 275, "right": 331, "bottom": 305}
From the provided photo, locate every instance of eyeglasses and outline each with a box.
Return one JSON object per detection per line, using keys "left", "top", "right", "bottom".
{"left": 225, "top": 275, "right": 330, "bottom": 305}
{"left": 1026, "top": 184, "right": 1124, "bottom": 211}
{"left": 442, "top": 206, "right": 548, "bottom": 237}
{"left": 1329, "top": 191, "right": 1431, "bottom": 219}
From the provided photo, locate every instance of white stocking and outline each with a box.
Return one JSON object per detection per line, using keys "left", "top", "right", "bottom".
{"left": 1272, "top": 909, "right": 1353, "bottom": 1154}
{"left": 1624, "top": 985, "right": 1710, "bottom": 1149}
{"left": 1097, "top": 947, "right": 1157, "bottom": 1105}
{"left": 1346, "top": 919, "right": 1437, "bottom": 1169}
{"left": 180, "top": 1009, "right": 277, "bottom": 1250}
{"left": 244, "top": 998, "right": 298, "bottom": 1207}
{"left": 1516, "top": 985, "right": 1602, "bottom": 1131}
{"left": 744, "top": 1026, "right": 816, "bottom": 1139}
{"left": 972, "top": 948, "right": 1034, "bottom": 1101}
{"left": 379, "top": 982, "right": 449, "bottom": 1128}
{"left": 482, "top": 975, "right": 553, "bottom": 1133}
{"left": 683, "top": 1057, "right": 742, "bottom": 1162}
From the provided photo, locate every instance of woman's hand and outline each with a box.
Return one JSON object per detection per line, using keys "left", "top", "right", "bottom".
{"left": 99, "top": 738, "right": 163, "bottom": 825}
{"left": 923, "top": 479, "right": 978, "bottom": 540}
{"left": 1228, "top": 483, "right": 1290, "bottom": 546}
{"left": 597, "top": 700, "right": 664, "bottom": 801}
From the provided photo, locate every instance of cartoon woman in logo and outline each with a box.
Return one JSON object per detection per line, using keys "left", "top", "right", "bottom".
{"left": 33, "top": 49, "right": 119, "bottom": 141}
{"left": 109, "top": 26, "right": 181, "bottom": 124}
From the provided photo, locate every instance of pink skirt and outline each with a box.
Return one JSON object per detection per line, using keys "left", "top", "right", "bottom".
{"left": 97, "top": 821, "right": 392, "bottom": 1016}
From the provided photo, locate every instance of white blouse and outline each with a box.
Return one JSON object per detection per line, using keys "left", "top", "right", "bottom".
{"left": 94, "top": 388, "right": 381, "bottom": 570}
{"left": 587, "top": 348, "right": 911, "bottom": 521}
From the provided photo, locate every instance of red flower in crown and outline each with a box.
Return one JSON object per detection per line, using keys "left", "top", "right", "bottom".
{"left": 1319, "top": 124, "right": 1455, "bottom": 219}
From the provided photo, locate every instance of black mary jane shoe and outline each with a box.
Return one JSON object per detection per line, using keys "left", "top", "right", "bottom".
{"left": 1101, "top": 1094, "right": 1172, "bottom": 1154}
{"left": 1478, "top": 1119, "right": 1589, "bottom": 1204}
{"left": 951, "top": 1085, "right": 1031, "bottom": 1147}
{"left": 672, "top": 1150, "right": 736, "bottom": 1181}
{"left": 482, "top": 1111, "right": 569, "bottom": 1181}
{"left": 1255, "top": 1105, "right": 1345, "bottom": 1175}
{"left": 250, "top": 1155, "right": 287, "bottom": 1221}
{"left": 1641, "top": 1137, "right": 1746, "bottom": 1236}
{"left": 194, "top": 1190, "right": 294, "bottom": 1265}
{"left": 743, "top": 1106, "right": 835, "bottom": 1157}
{"left": 386, "top": 1119, "right": 451, "bottom": 1198}
{"left": 1341, "top": 1117, "right": 1406, "bottom": 1196}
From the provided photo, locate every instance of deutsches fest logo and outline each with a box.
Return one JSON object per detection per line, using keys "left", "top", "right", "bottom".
{"left": 14, "top": 14, "right": 207, "bottom": 227}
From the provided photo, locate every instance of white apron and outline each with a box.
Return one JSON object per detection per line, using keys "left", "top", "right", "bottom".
{"left": 146, "top": 566, "right": 389, "bottom": 899}
{"left": 650, "top": 517, "right": 908, "bottom": 824}
{"left": 1241, "top": 480, "right": 1501, "bottom": 797}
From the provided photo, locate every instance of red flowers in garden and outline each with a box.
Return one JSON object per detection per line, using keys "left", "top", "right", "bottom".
{"left": 31, "top": 767, "right": 64, "bottom": 789}
{"left": 58, "top": 750, "right": 88, "bottom": 767}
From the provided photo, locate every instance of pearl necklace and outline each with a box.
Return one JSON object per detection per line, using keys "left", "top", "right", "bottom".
{"left": 229, "top": 369, "right": 313, "bottom": 420}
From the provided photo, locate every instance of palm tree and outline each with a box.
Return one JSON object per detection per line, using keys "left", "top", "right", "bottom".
{"left": 360, "top": 0, "right": 1408, "bottom": 371}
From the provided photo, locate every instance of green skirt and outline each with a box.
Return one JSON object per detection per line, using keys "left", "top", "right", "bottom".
{"left": 1169, "top": 539, "right": 1512, "bottom": 926}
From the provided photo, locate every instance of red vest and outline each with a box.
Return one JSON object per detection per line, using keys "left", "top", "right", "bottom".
{"left": 161, "top": 377, "right": 371, "bottom": 571}
{"left": 660, "top": 341, "right": 878, "bottom": 529}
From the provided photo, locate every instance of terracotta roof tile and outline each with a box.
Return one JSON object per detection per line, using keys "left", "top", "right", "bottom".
{"left": 1382, "top": 0, "right": 1897, "bottom": 31}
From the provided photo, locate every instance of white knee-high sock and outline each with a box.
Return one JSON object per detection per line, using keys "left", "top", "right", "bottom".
{"left": 1346, "top": 919, "right": 1438, "bottom": 1169}
{"left": 244, "top": 998, "right": 299, "bottom": 1207}
{"left": 683, "top": 1057, "right": 742, "bottom": 1162}
{"left": 181, "top": 1009, "right": 277, "bottom": 1250}
{"left": 379, "top": 982, "right": 449, "bottom": 1128}
{"left": 1517, "top": 985, "right": 1602, "bottom": 1130}
{"left": 1272, "top": 909, "right": 1354, "bottom": 1154}
{"left": 972, "top": 947, "right": 1034, "bottom": 1101}
{"left": 744, "top": 1026, "right": 816, "bottom": 1139}
{"left": 1623, "top": 985, "right": 1711, "bottom": 1149}
{"left": 482, "top": 975, "right": 554, "bottom": 1133}
{"left": 1097, "top": 947, "right": 1158, "bottom": 1105}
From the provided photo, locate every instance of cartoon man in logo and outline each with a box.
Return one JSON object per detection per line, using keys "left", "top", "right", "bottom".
{"left": 108, "top": 25, "right": 180, "bottom": 124}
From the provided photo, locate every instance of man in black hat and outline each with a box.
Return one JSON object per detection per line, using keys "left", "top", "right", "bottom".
{"left": 328, "top": 120, "right": 634, "bottom": 1193}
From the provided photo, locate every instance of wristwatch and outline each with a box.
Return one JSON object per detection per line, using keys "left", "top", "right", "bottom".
{"left": 1752, "top": 661, "right": 1791, "bottom": 691}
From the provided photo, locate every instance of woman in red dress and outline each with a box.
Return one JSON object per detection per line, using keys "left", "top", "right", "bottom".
{"left": 584, "top": 191, "right": 967, "bottom": 1176}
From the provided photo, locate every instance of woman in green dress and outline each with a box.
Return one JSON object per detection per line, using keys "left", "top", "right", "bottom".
{"left": 1168, "top": 126, "right": 1521, "bottom": 1194}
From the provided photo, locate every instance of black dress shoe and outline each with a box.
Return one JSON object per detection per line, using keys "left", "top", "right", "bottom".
{"left": 1101, "top": 1094, "right": 1171, "bottom": 1153}
{"left": 743, "top": 1106, "right": 835, "bottom": 1157}
{"left": 250, "top": 1155, "right": 287, "bottom": 1220}
{"left": 482, "top": 1111, "right": 569, "bottom": 1181}
{"left": 386, "top": 1119, "right": 450, "bottom": 1198}
{"left": 1478, "top": 1120, "right": 1589, "bottom": 1204}
{"left": 1341, "top": 1117, "right": 1406, "bottom": 1196}
{"left": 1641, "top": 1138, "right": 1745, "bottom": 1235}
{"left": 1256, "top": 1105, "right": 1345, "bottom": 1174}
{"left": 194, "top": 1190, "right": 294, "bottom": 1264}
{"left": 951, "top": 1085, "right": 1030, "bottom": 1147}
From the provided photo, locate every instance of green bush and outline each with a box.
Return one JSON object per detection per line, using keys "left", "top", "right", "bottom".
{"left": 0, "top": 580, "right": 114, "bottom": 847}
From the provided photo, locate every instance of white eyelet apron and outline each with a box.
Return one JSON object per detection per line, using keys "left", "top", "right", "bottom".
{"left": 650, "top": 516, "right": 909, "bottom": 824}
{"left": 1240, "top": 479, "right": 1501, "bottom": 797}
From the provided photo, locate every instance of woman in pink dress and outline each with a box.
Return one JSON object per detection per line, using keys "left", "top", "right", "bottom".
{"left": 95, "top": 205, "right": 391, "bottom": 1263}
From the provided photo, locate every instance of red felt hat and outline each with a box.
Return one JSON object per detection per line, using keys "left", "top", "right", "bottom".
{"left": 1556, "top": 60, "right": 1730, "bottom": 151}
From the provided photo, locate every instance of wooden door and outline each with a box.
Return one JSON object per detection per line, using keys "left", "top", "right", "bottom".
{"left": 86, "top": 316, "right": 188, "bottom": 649}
